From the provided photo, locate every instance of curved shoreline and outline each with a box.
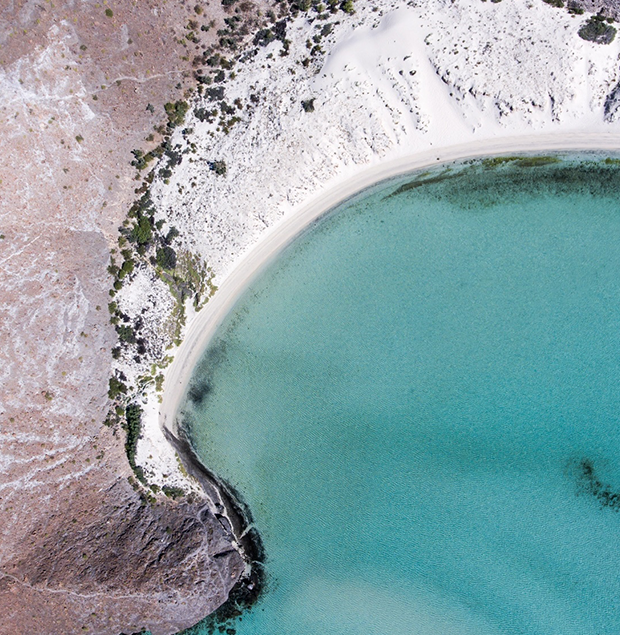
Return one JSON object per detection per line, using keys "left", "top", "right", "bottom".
{"left": 160, "top": 132, "right": 620, "bottom": 433}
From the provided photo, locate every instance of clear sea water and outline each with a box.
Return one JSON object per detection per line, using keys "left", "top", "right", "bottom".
{"left": 180, "top": 156, "right": 620, "bottom": 635}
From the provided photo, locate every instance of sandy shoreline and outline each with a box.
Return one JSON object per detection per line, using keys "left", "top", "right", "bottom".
{"left": 160, "top": 131, "right": 620, "bottom": 433}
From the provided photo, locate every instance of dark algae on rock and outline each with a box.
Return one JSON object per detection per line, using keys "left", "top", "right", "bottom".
{"left": 163, "top": 427, "right": 266, "bottom": 635}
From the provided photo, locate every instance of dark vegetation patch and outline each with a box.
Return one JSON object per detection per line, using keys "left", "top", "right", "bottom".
{"left": 389, "top": 154, "right": 564, "bottom": 197}
{"left": 387, "top": 168, "right": 456, "bottom": 195}
{"left": 386, "top": 156, "right": 620, "bottom": 215}
{"left": 301, "top": 98, "right": 315, "bottom": 112}
{"left": 164, "top": 100, "right": 190, "bottom": 128}
{"left": 156, "top": 245, "right": 178, "bottom": 270}
{"left": 480, "top": 155, "right": 561, "bottom": 169}
{"left": 187, "top": 379, "right": 211, "bottom": 406}
{"left": 162, "top": 485, "right": 186, "bottom": 499}
{"left": 575, "top": 458, "right": 620, "bottom": 511}
{"left": 578, "top": 14, "right": 617, "bottom": 43}
{"left": 123, "top": 404, "right": 143, "bottom": 472}
{"left": 209, "top": 159, "right": 227, "bottom": 175}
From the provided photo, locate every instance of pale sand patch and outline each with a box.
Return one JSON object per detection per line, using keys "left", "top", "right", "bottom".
{"left": 160, "top": 132, "right": 620, "bottom": 435}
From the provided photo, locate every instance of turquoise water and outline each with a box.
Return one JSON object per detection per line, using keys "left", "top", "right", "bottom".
{"left": 181, "top": 156, "right": 620, "bottom": 635}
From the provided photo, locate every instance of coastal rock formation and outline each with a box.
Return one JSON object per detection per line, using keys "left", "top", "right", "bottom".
{"left": 0, "top": 0, "right": 262, "bottom": 632}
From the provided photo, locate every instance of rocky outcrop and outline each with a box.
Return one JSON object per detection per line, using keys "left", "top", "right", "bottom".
{"left": 1, "top": 479, "right": 244, "bottom": 635}
{"left": 0, "top": 1, "right": 262, "bottom": 632}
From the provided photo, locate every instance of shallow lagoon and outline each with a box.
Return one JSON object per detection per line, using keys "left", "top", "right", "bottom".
{"left": 181, "top": 156, "right": 620, "bottom": 635}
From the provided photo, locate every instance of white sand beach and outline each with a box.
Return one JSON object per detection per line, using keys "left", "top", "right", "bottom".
{"left": 159, "top": 132, "right": 620, "bottom": 436}
{"left": 115, "top": 0, "right": 620, "bottom": 489}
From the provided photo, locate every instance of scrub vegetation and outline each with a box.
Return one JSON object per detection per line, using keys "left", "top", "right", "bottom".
{"left": 578, "top": 14, "right": 617, "bottom": 43}
{"left": 104, "top": 0, "right": 359, "bottom": 489}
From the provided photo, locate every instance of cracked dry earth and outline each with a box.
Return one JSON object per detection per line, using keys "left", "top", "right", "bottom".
{"left": 0, "top": 1, "right": 255, "bottom": 633}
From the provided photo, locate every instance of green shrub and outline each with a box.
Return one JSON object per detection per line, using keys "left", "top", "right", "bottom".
{"left": 209, "top": 160, "right": 227, "bottom": 175}
{"left": 108, "top": 376, "right": 127, "bottom": 399}
{"left": 130, "top": 216, "right": 153, "bottom": 245}
{"left": 107, "top": 263, "right": 119, "bottom": 276}
{"left": 164, "top": 100, "right": 190, "bottom": 128}
{"left": 579, "top": 15, "right": 617, "bottom": 43}
{"left": 301, "top": 98, "right": 315, "bottom": 112}
{"left": 162, "top": 485, "right": 186, "bottom": 500}
{"left": 105, "top": 8, "right": 113, "bottom": 17}
{"left": 130, "top": 149, "right": 154, "bottom": 171}
{"left": 118, "top": 259, "right": 134, "bottom": 278}
{"left": 165, "top": 227, "right": 180, "bottom": 244}
{"left": 254, "top": 28, "right": 275, "bottom": 46}
{"left": 156, "top": 246, "right": 177, "bottom": 270}
{"left": 117, "top": 325, "right": 136, "bottom": 344}
{"left": 124, "top": 403, "right": 142, "bottom": 467}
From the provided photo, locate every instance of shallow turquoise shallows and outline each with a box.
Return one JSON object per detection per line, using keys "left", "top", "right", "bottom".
{"left": 181, "top": 156, "right": 620, "bottom": 635}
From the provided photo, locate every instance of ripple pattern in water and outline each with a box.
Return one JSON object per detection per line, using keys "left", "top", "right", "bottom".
{"left": 181, "top": 156, "right": 620, "bottom": 635}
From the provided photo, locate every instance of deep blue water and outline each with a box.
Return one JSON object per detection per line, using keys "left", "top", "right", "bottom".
{"left": 181, "top": 156, "right": 620, "bottom": 635}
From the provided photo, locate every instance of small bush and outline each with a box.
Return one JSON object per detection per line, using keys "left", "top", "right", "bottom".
{"left": 130, "top": 216, "right": 153, "bottom": 245}
{"left": 162, "top": 485, "right": 186, "bottom": 500}
{"left": 164, "top": 100, "right": 190, "bottom": 128}
{"left": 130, "top": 149, "right": 154, "bottom": 171}
{"left": 165, "top": 227, "right": 180, "bottom": 244}
{"left": 209, "top": 160, "right": 227, "bottom": 175}
{"left": 117, "top": 325, "right": 136, "bottom": 344}
{"left": 105, "top": 8, "right": 113, "bottom": 17}
{"left": 579, "top": 15, "right": 617, "bottom": 43}
{"left": 195, "top": 107, "right": 217, "bottom": 122}
{"left": 205, "top": 86, "right": 225, "bottom": 101}
{"left": 108, "top": 376, "right": 127, "bottom": 399}
{"left": 254, "top": 28, "right": 275, "bottom": 46}
{"left": 156, "top": 246, "right": 177, "bottom": 270}
{"left": 117, "top": 259, "right": 134, "bottom": 279}
{"left": 301, "top": 98, "right": 315, "bottom": 112}
{"left": 124, "top": 403, "right": 142, "bottom": 468}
